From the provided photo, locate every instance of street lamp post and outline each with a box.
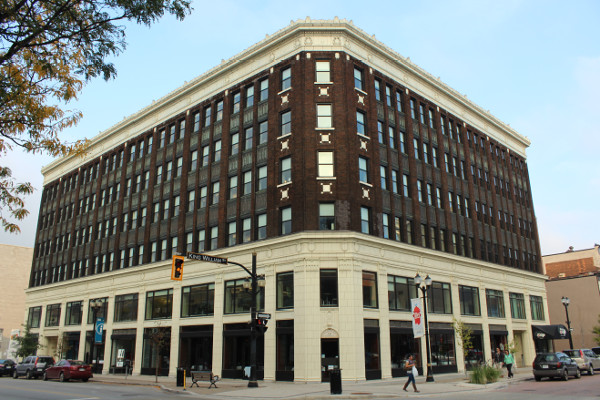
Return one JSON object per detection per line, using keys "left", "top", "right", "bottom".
{"left": 561, "top": 297, "right": 574, "bottom": 349}
{"left": 89, "top": 299, "right": 103, "bottom": 373}
{"left": 415, "top": 273, "right": 434, "bottom": 382}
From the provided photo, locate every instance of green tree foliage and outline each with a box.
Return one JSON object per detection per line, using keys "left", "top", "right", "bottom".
{"left": 14, "top": 324, "right": 43, "bottom": 359}
{"left": 453, "top": 318, "right": 473, "bottom": 375}
{"left": 0, "top": 0, "right": 191, "bottom": 232}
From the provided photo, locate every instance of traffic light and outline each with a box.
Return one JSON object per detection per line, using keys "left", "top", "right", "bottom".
{"left": 171, "top": 255, "right": 184, "bottom": 281}
{"left": 256, "top": 317, "right": 268, "bottom": 334}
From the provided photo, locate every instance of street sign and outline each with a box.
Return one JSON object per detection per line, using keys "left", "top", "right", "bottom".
{"left": 257, "top": 313, "right": 271, "bottom": 320}
{"left": 187, "top": 252, "right": 228, "bottom": 264}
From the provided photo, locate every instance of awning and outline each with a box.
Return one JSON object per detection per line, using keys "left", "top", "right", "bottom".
{"left": 532, "top": 325, "right": 570, "bottom": 340}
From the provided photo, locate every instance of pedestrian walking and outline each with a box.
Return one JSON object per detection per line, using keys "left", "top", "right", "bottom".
{"left": 494, "top": 347, "right": 504, "bottom": 367}
{"left": 402, "top": 355, "right": 420, "bottom": 393}
{"left": 504, "top": 350, "right": 514, "bottom": 378}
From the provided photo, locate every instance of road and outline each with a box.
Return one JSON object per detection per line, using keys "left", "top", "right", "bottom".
{"left": 0, "top": 377, "right": 183, "bottom": 400}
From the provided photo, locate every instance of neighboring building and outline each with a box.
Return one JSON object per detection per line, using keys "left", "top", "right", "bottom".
{"left": 543, "top": 246, "right": 600, "bottom": 350}
{"left": 543, "top": 245, "right": 600, "bottom": 279}
{"left": 0, "top": 244, "right": 33, "bottom": 359}
{"left": 25, "top": 18, "right": 548, "bottom": 381}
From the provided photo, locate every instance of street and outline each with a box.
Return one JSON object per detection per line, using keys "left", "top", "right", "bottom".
{"left": 0, "top": 377, "right": 182, "bottom": 400}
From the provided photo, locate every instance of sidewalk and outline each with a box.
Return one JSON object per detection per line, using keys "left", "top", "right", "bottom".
{"left": 91, "top": 368, "right": 531, "bottom": 399}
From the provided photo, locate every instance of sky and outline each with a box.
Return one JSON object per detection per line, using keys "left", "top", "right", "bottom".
{"left": 2, "top": 0, "right": 599, "bottom": 256}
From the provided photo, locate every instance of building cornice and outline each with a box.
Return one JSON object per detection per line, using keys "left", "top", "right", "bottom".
{"left": 42, "top": 17, "right": 530, "bottom": 184}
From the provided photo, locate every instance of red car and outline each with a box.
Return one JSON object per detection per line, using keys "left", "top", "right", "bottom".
{"left": 43, "top": 360, "right": 92, "bottom": 382}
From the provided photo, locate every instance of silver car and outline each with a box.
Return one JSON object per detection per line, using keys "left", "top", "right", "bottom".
{"left": 563, "top": 349, "right": 600, "bottom": 375}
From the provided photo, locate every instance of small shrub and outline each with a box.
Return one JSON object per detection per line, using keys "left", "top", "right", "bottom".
{"left": 483, "top": 365, "right": 501, "bottom": 383}
{"left": 470, "top": 365, "right": 486, "bottom": 384}
{"left": 469, "top": 364, "right": 501, "bottom": 384}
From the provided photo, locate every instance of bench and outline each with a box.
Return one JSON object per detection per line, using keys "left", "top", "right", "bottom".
{"left": 190, "top": 371, "right": 220, "bottom": 388}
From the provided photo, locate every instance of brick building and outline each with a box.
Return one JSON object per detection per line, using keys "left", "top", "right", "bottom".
{"left": 25, "top": 18, "right": 549, "bottom": 381}
{"left": 543, "top": 245, "right": 600, "bottom": 279}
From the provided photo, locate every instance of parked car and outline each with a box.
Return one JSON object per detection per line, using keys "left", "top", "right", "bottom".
{"left": 43, "top": 360, "right": 92, "bottom": 382}
{"left": 0, "top": 359, "right": 16, "bottom": 376}
{"left": 533, "top": 352, "right": 580, "bottom": 381}
{"left": 13, "top": 356, "right": 55, "bottom": 379}
{"left": 563, "top": 349, "right": 600, "bottom": 375}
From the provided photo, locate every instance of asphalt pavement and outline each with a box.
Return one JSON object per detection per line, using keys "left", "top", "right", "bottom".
{"left": 90, "top": 367, "right": 531, "bottom": 399}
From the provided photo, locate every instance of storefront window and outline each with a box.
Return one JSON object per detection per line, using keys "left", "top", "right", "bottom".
{"left": 459, "top": 285, "right": 480, "bottom": 316}
{"left": 427, "top": 282, "right": 452, "bottom": 314}
{"left": 390, "top": 322, "right": 421, "bottom": 377}
{"left": 363, "top": 272, "right": 378, "bottom": 308}
{"left": 65, "top": 301, "right": 83, "bottom": 325}
{"left": 114, "top": 293, "right": 138, "bottom": 322}
{"left": 110, "top": 329, "right": 136, "bottom": 374}
{"left": 45, "top": 303, "right": 61, "bottom": 327}
{"left": 141, "top": 327, "right": 171, "bottom": 376}
{"left": 222, "top": 323, "right": 264, "bottom": 379}
{"left": 388, "top": 275, "right": 417, "bottom": 311}
{"left": 179, "top": 325, "right": 213, "bottom": 372}
{"left": 320, "top": 269, "right": 338, "bottom": 307}
{"left": 181, "top": 283, "right": 215, "bottom": 317}
{"left": 224, "top": 279, "right": 265, "bottom": 314}
{"left": 430, "top": 331, "right": 456, "bottom": 372}
{"left": 509, "top": 292, "right": 526, "bottom": 319}
{"left": 276, "top": 272, "right": 294, "bottom": 309}
{"left": 530, "top": 295, "right": 545, "bottom": 320}
{"left": 145, "top": 289, "right": 173, "bottom": 320}
{"left": 364, "top": 319, "right": 381, "bottom": 380}
{"left": 28, "top": 306, "right": 42, "bottom": 328}
{"left": 276, "top": 320, "right": 294, "bottom": 381}
{"left": 486, "top": 289, "right": 505, "bottom": 318}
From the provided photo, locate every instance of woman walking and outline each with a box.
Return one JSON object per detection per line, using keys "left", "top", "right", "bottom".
{"left": 402, "top": 355, "right": 420, "bottom": 393}
{"left": 504, "top": 350, "right": 514, "bottom": 378}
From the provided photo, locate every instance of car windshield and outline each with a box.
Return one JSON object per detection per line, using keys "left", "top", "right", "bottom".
{"left": 563, "top": 350, "right": 578, "bottom": 357}
{"left": 584, "top": 350, "right": 597, "bottom": 357}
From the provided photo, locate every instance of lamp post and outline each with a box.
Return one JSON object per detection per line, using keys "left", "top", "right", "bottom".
{"left": 415, "top": 273, "right": 434, "bottom": 382}
{"left": 89, "top": 299, "right": 103, "bottom": 373}
{"left": 561, "top": 296, "right": 574, "bottom": 349}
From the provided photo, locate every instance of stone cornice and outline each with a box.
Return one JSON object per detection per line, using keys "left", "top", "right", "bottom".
{"left": 42, "top": 17, "right": 530, "bottom": 183}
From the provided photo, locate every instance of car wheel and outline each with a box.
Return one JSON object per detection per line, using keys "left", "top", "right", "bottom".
{"left": 575, "top": 369, "right": 581, "bottom": 379}
{"left": 43, "top": 371, "right": 48, "bottom": 381}
{"left": 12, "top": 370, "right": 18, "bottom": 379}
{"left": 534, "top": 376, "right": 542, "bottom": 381}
{"left": 589, "top": 366, "right": 594, "bottom": 376}
{"left": 82, "top": 378, "right": 89, "bottom": 382}
{"left": 26, "top": 370, "right": 33, "bottom": 380}
{"left": 562, "top": 368, "right": 569, "bottom": 381}
{"left": 59, "top": 372, "right": 68, "bottom": 382}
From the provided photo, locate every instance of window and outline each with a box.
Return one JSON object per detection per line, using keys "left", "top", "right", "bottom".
{"left": 27, "top": 306, "right": 42, "bottom": 328}
{"left": 356, "top": 111, "right": 366, "bottom": 135}
{"left": 459, "top": 286, "right": 481, "bottom": 316}
{"left": 224, "top": 278, "right": 264, "bottom": 314}
{"left": 320, "top": 269, "right": 338, "bottom": 306}
{"left": 162, "top": 199, "right": 170, "bottom": 220}
{"left": 258, "top": 121, "right": 268, "bottom": 144}
{"left": 256, "top": 213, "right": 267, "bottom": 240}
{"left": 413, "top": 139, "right": 420, "bottom": 160}
{"left": 203, "top": 106, "right": 211, "bottom": 127}
{"left": 391, "top": 170, "right": 399, "bottom": 194}
{"left": 281, "top": 67, "right": 291, "bottom": 90}
{"left": 374, "top": 79, "right": 381, "bottom": 101}
{"left": 257, "top": 166, "right": 267, "bottom": 191}
{"left": 211, "top": 181, "right": 220, "bottom": 205}
{"left": 197, "top": 229, "right": 205, "bottom": 252}
{"left": 232, "top": 92, "right": 241, "bottom": 114}
{"left": 419, "top": 104, "right": 426, "bottom": 125}
{"left": 199, "top": 186, "right": 207, "bottom": 208}
{"left": 86, "top": 298, "right": 108, "bottom": 324}
{"left": 209, "top": 226, "right": 218, "bottom": 250}
{"left": 388, "top": 275, "right": 416, "bottom": 311}
{"left": 230, "top": 132, "right": 239, "bottom": 155}
{"left": 242, "top": 170, "right": 252, "bottom": 195}
{"left": 187, "top": 190, "right": 195, "bottom": 212}
{"left": 227, "top": 221, "right": 236, "bottom": 246}
{"left": 399, "top": 131, "right": 406, "bottom": 153}
{"left": 193, "top": 111, "right": 200, "bottom": 132}
{"left": 319, "top": 203, "right": 335, "bottom": 230}
{"left": 382, "top": 213, "right": 390, "bottom": 239}
{"left": 363, "top": 271, "right": 378, "bottom": 308}
{"left": 281, "top": 206, "right": 292, "bottom": 235}
{"left": 426, "top": 183, "right": 433, "bottom": 205}
{"left": 486, "top": 289, "right": 505, "bottom": 318}
{"left": 388, "top": 127, "right": 396, "bottom": 149}
{"left": 280, "top": 157, "right": 292, "bottom": 184}
{"left": 427, "top": 282, "right": 452, "bottom": 314}
{"left": 360, "top": 206, "right": 370, "bottom": 234}
{"left": 242, "top": 218, "right": 251, "bottom": 243}
{"left": 530, "top": 295, "right": 545, "bottom": 320}
{"left": 213, "top": 140, "right": 221, "bottom": 162}
{"left": 201, "top": 145, "right": 209, "bottom": 167}
{"left": 114, "top": 293, "right": 138, "bottom": 322}
{"left": 380, "top": 166, "right": 388, "bottom": 190}
{"left": 315, "top": 60, "right": 331, "bottom": 82}
{"left": 173, "top": 195, "right": 180, "bottom": 217}
{"left": 385, "top": 85, "right": 392, "bottom": 106}
{"left": 181, "top": 283, "right": 215, "bottom": 317}
{"left": 145, "top": 289, "right": 173, "bottom": 320}
{"left": 359, "top": 157, "right": 369, "bottom": 183}
{"left": 428, "top": 109, "right": 435, "bottom": 129}
{"left": 229, "top": 176, "right": 238, "bottom": 199}
{"left": 402, "top": 174, "right": 409, "bottom": 196}
{"left": 259, "top": 78, "right": 268, "bottom": 102}
{"left": 245, "top": 85, "right": 254, "bottom": 108}
{"left": 277, "top": 272, "right": 294, "bottom": 309}
{"left": 244, "top": 127, "right": 253, "bottom": 150}
{"left": 410, "top": 98, "right": 417, "bottom": 119}
{"left": 417, "top": 180, "right": 423, "bottom": 202}
{"left": 65, "top": 301, "right": 82, "bottom": 325}
{"left": 45, "top": 303, "right": 61, "bottom": 327}
{"left": 317, "top": 104, "right": 332, "bottom": 128}
{"left": 317, "top": 151, "right": 334, "bottom": 178}
{"left": 396, "top": 91, "right": 403, "bottom": 112}
{"left": 215, "top": 100, "right": 223, "bottom": 122}
{"left": 354, "top": 67, "right": 364, "bottom": 90}
{"left": 377, "top": 121, "right": 384, "bottom": 143}
{"left": 280, "top": 111, "right": 292, "bottom": 136}
{"left": 509, "top": 292, "right": 526, "bottom": 319}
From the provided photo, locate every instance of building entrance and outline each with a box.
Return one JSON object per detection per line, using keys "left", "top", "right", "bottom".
{"left": 321, "top": 338, "right": 339, "bottom": 382}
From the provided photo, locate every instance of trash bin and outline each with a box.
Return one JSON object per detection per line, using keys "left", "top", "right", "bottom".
{"left": 329, "top": 368, "right": 342, "bottom": 394}
{"left": 176, "top": 367, "right": 184, "bottom": 387}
